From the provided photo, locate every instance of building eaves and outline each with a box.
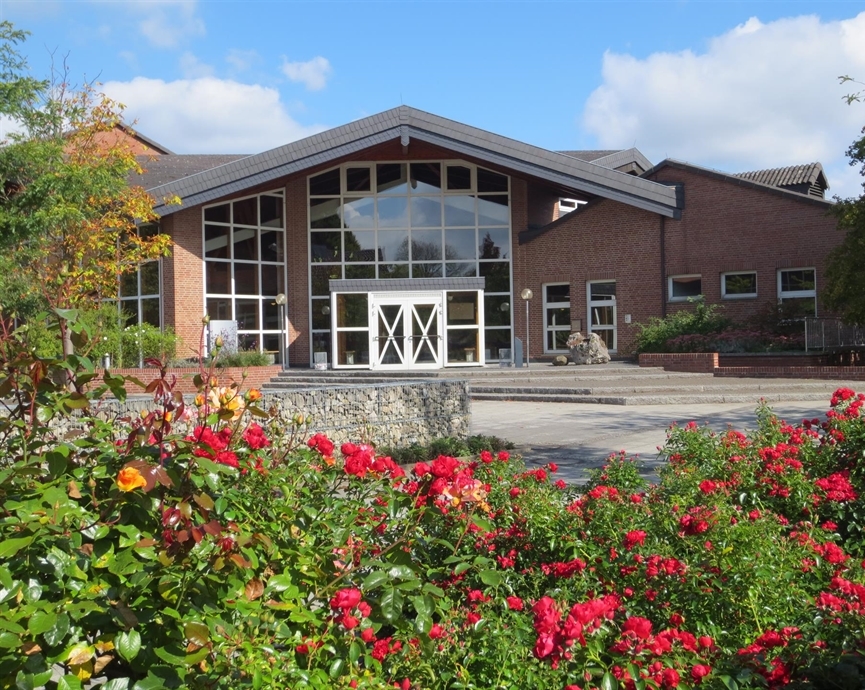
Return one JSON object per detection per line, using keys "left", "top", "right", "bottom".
{"left": 118, "top": 123, "right": 175, "bottom": 155}
{"left": 149, "top": 105, "right": 680, "bottom": 218}
{"left": 132, "top": 154, "right": 249, "bottom": 190}
{"left": 642, "top": 159, "right": 834, "bottom": 208}
{"left": 733, "top": 162, "right": 827, "bottom": 190}
{"left": 590, "top": 148, "right": 653, "bottom": 174}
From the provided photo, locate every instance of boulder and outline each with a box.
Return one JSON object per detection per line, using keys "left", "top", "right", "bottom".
{"left": 552, "top": 355, "right": 569, "bottom": 366}
{"left": 567, "top": 332, "right": 611, "bottom": 365}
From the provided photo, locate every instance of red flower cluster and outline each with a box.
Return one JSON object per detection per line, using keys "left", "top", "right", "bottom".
{"left": 242, "top": 422, "right": 270, "bottom": 450}
{"left": 814, "top": 471, "right": 857, "bottom": 503}
{"left": 341, "top": 443, "right": 405, "bottom": 480}
{"left": 531, "top": 594, "right": 620, "bottom": 667}
{"left": 187, "top": 426, "right": 238, "bottom": 468}
{"left": 329, "top": 587, "right": 372, "bottom": 630}
{"left": 307, "top": 432, "right": 335, "bottom": 457}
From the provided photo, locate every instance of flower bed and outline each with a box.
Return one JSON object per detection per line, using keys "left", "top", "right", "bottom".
{"left": 2, "top": 342, "right": 865, "bottom": 688}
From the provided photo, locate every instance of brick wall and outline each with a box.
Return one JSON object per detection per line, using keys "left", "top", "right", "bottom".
{"left": 162, "top": 207, "right": 206, "bottom": 357}
{"left": 715, "top": 366, "right": 865, "bottom": 381}
{"left": 638, "top": 352, "right": 719, "bottom": 373}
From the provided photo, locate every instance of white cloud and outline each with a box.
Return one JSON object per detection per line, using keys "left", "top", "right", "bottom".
{"left": 128, "top": 0, "right": 205, "bottom": 48}
{"left": 226, "top": 49, "right": 259, "bottom": 74}
{"left": 179, "top": 51, "right": 214, "bottom": 78}
{"left": 281, "top": 56, "right": 332, "bottom": 91}
{"left": 102, "top": 77, "right": 327, "bottom": 154}
{"left": 582, "top": 12, "right": 865, "bottom": 198}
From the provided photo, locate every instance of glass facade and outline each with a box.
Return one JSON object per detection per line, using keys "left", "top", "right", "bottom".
{"left": 203, "top": 191, "right": 286, "bottom": 354}
{"left": 309, "top": 161, "right": 511, "bottom": 362}
{"left": 117, "top": 223, "right": 162, "bottom": 328}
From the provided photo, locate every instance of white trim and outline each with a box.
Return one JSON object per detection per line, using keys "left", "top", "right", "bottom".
{"left": 587, "top": 280, "right": 617, "bottom": 353}
{"left": 668, "top": 274, "right": 703, "bottom": 302}
{"left": 542, "top": 282, "right": 570, "bottom": 354}
{"left": 777, "top": 267, "right": 817, "bottom": 315}
{"left": 721, "top": 271, "right": 758, "bottom": 299}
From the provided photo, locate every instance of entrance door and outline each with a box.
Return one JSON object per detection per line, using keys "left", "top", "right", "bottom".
{"left": 371, "top": 293, "right": 443, "bottom": 370}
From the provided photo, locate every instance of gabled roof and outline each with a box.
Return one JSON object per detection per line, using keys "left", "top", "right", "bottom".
{"left": 642, "top": 159, "right": 833, "bottom": 207}
{"left": 734, "top": 162, "right": 828, "bottom": 194}
{"left": 558, "top": 150, "right": 621, "bottom": 162}
{"left": 133, "top": 154, "right": 248, "bottom": 190}
{"left": 148, "top": 106, "right": 681, "bottom": 218}
{"left": 559, "top": 148, "right": 652, "bottom": 175}
{"left": 117, "top": 123, "right": 175, "bottom": 155}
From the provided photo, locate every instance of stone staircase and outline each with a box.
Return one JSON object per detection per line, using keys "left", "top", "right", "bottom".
{"left": 262, "top": 362, "right": 860, "bottom": 406}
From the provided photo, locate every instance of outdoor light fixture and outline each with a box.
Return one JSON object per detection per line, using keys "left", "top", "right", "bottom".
{"left": 275, "top": 293, "right": 287, "bottom": 370}
{"left": 520, "top": 288, "right": 533, "bottom": 366}
{"left": 321, "top": 304, "right": 331, "bottom": 316}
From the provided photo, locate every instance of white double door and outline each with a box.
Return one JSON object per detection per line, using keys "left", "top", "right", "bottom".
{"left": 370, "top": 292, "right": 443, "bottom": 370}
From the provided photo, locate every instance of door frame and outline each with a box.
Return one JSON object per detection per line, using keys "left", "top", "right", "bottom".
{"left": 369, "top": 291, "right": 444, "bottom": 370}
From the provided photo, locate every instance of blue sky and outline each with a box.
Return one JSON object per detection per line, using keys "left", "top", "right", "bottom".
{"left": 2, "top": 1, "right": 864, "bottom": 196}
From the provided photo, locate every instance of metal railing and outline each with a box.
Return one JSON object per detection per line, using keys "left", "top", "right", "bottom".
{"left": 804, "top": 317, "right": 865, "bottom": 352}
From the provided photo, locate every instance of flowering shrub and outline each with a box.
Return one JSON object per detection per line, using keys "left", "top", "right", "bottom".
{"left": 1, "top": 318, "right": 865, "bottom": 689}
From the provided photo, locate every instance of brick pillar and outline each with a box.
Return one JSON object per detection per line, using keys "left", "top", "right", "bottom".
{"left": 285, "top": 177, "right": 310, "bottom": 366}
{"left": 163, "top": 207, "right": 205, "bottom": 357}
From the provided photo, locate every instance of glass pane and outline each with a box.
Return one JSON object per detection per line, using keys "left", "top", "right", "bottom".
{"left": 337, "top": 293, "right": 369, "bottom": 328}
{"left": 233, "top": 197, "right": 258, "bottom": 226}
{"left": 310, "top": 197, "right": 341, "bottom": 229}
{"left": 378, "top": 304, "right": 405, "bottom": 365}
{"left": 121, "top": 304, "right": 138, "bottom": 328}
{"left": 591, "top": 305, "right": 615, "bottom": 327}
{"left": 445, "top": 262, "right": 476, "bottom": 277}
{"left": 477, "top": 168, "right": 508, "bottom": 193}
{"left": 445, "top": 228, "right": 476, "bottom": 260}
{"left": 447, "top": 292, "right": 478, "bottom": 325}
{"left": 342, "top": 197, "right": 375, "bottom": 229}
{"left": 412, "top": 304, "right": 439, "bottom": 364}
{"left": 141, "top": 298, "right": 160, "bottom": 327}
{"left": 724, "top": 273, "right": 757, "bottom": 295}
{"left": 312, "top": 299, "right": 331, "bottom": 329}
{"left": 548, "top": 329, "right": 570, "bottom": 351}
{"left": 233, "top": 227, "right": 257, "bottom": 261}
{"left": 119, "top": 271, "right": 138, "bottom": 298}
{"left": 479, "top": 261, "right": 510, "bottom": 292}
{"left": 140, "top": 261, "right": 159, "bottom": 296}
{"left": 234, "top": 264, "right": 258, "bottom": 295}
{"left": 236, "top": 299, "right": 259, "bottom": 330}
{"left": 263, "top": 299, "right": 280, "bottom": 329}
{"left": 411, "top": 229, "right": 442, "bottom": 261}
{"left": 545, "top": 284, "right": 570, "bottom": 303}
{"left": 590, "top": 282, "right": 616, "bottom": 300}
{"left": 377, "top": 163, "right": 407, "bottom": 195}
{"left": 205, "top": 225, "right": 229, "bottom": 258}
{"left": 671, "top": 276, "right": 702, "bottom": 299}
{"left": 345, "top": 230, "right": 377, "bottom": 262}
{"left": 337, "top": 331, "right": 370, "bottom": 365}
{"left": 412, "top": 263, "right": 442, "bottom": 278}
{"left": 446, "top": 328, "right": 480, "bottom": 363}
{"left": 780, "top": 269, "right": 815, "bottom": 293}
{"left": 261, "top": 265, "right": 284, "bottom": 295}
{"left": 346, "top": 167, "right": 371, "bottom": 193}
{"left": 311, "top": 232, "right": 342, "bottom": 262}
{"left": 206, "top": 261, "right": 230, "bottom": 294}
{"left": 260, "top": 230, "right": 284, "bottom": 262}
{"left": 310, "top": 168, "right": 341, "bottom": 196}
{"left": 238, "top": 334, "right": 258, "bottom": 351}
{"left": 484, "top": 328, "right": 511, "bottom": 359}
{"left": 139, "top": 223, "right": 159, "bottom": 240}
{"left": 313, "top": 332, "right": 332, "bottom": 359}
{"left": 547, "top": 307, "right": 571, "bottom": 327}
{"left": 779, "top": 296, "right": 816, "bottom": 317}
{"left": 378, "top": 229, "right": 409, "bottom": 262}
{"left": 484, "top": 295, "right": 511, "bottom": 326}
{"left": 345, "top": 264, "right": 375, "bottom": 280}
{"left": 379, "top": 264, "right": 409, "bottom": 279}
{"left": 262, "top": 334, "right": 280, "bottom": 358}
{"left": 260, "top": 195, "right": 283, "bottom": 228}
{"left": 377, "top": 197, "right": 408, "bottom": 227}
{"left": 444, "top": 196, "right": 475, "bottom": 227}
{"left": 446, "top": 165, "right": 472, "bottom": 191}
{"left": 410, "top": 196, "right": 442, "bottom": 227}
{"left": 207, "top": 297, "right": 232, "bottom": 321}
{"left": 479, "top": 228, "right": 509, "bottom": 259}
{"left": 410, "top": 162, "right": 441, "bottom": 193}
{"left": 595, "top": 328, "right": 616, "bottom": 351}
{"left": 311, "top": 265, "right": 341, "bottom": 296}
{"left": 478, "top": 195, "right": 509, "bottom": 225}
{"left": 204, "top": 203, "right": 230, "bottom": 224}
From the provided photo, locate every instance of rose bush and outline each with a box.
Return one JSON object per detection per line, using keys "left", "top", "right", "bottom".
{"left": 1, "top": 316, "right": 864, "bottom": 689}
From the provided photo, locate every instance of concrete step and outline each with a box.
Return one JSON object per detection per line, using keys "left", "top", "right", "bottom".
{"left": 470, "top": 390, "right": 839, "bottom": 406}
{"left": 470, "top": 381, "right": 850, "bottom": 396}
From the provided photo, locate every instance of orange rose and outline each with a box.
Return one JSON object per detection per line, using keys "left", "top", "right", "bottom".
{"left": 246, "top": 388, "right": 262, "bottom": 402}
{"left": 117, "top": 467, "right": 147, "bottom": 492}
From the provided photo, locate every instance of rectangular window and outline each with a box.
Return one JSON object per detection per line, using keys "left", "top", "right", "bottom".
{"left": 669, "top": 275, "right": 702, "bottom": 302}
{"left": 721, "top": 271, "right": 757, "bottom": 299}
{"left": 587, "top": 281, "right": 616, "bottom": 352}
{"left": 543, "top": 283, "right": 571, "bottom": 353}
{"left": 777, "top": 268, "right": 816, "bottom": 317}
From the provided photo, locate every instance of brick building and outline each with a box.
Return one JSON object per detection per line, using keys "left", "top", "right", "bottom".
{"left": 127, "top": 106, "right": 836, "bottom": 369}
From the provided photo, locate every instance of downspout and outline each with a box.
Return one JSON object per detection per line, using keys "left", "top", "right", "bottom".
{"left": 660, "top": 215, "right": 667, "bottom": 318}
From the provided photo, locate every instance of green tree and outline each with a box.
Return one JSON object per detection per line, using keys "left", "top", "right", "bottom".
{"left": 824, "top": 76, "right": 865, "bottom": 325}
{"left": 0, "top": 22, "right": 172, "bottom": 354}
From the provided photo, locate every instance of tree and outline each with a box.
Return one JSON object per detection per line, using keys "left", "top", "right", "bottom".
{"left": 823, "top": 76, "right": 865, "bottom": 326}
{"left": 0, "top": 22, "right": 171, "bottom": 355}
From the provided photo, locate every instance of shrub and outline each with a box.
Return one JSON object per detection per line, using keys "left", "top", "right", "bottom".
{"left": 212, "top": 348, "right": 273, "bottom": 368}
{"left": 633, "top": 298, "right": 730, "bottom": 353}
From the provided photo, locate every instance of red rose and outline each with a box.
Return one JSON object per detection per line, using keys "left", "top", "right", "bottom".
{"left": 691, "top": 665, "right": 712, "bottom": 683}
{"left": 506, "top": 596, "right": 524, "bottom": 611}
{"left": 330, "top": 587, "right": 362, "bottom": 611}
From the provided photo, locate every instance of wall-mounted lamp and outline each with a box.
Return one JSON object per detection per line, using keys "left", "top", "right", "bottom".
{"left": 321, "top": 304, "right": 331, "bottom": 316}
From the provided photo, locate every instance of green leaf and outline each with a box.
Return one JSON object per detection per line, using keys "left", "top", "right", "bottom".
{"left": 184, "top": 622, "right": 210, "bottom": 647}
{"left": 101, "top": 680, "right": 130, "bottom": 690}
{"left": 185, "top": 647, "right": 209, "bottom": 665}
{"left": 719, "top": 676, "right": 739, "bottom": 690}
{"left": 57, "top": 676, "right": 84, "bottom": 690}
{"left": 471, "top": 515, "right": 493, "bottom": 532}
{"left": 132, "top": 673, "right": 171, "bottom": 690}
{"left": 601, "top": 672, "right": 619, "bottom": 690}
{"left": 415, "top": 614, "right": 432, "bottom": 634}
{"left": 453, "top": 562, "right": 471, "bottom": 575}
{"left": 328, "top": 657, "right": 345, "bottom": 679}
{"left": 348, "top": 640, "right": 362, "bottom": 664}
{"left": 380, "top": 587, "right": 404, "bottom": 623}
{"left": 387, "top": 564, "right": 414, "bottom": 580}
{"left": 42, "top": 613, "right": 69, "bottom": 647}
{"left": 116, "top": 630, "right": 141, "bottom": 662}
{"left": 0, "top": 536, "right": 33, "bottom": 559}
{"left": 0, "top": 632, "right": 19, "bottom": 648}
{"left": 27, "top": 610, "right": 55, "bottom": 635}
{"left": 363, "top": 570, "right": 389, "bottom": 591}
{"left": 154, "top": 644, "right": 187, "bottom": 666}
{"left": 266, "top": 574, "right": 295, "bottom": 592}
{"left": 479, "top": 569, "right": 503, "bottom": 587}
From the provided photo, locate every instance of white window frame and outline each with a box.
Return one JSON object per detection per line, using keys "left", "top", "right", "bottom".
{"left": 587, "top": 280, "right": 617, "bottom": 353}
{"left": 777, "top": 267, "right": 816, "bottom": 315}
{"left": 668, "top": 274, "right": 703, "bottom": 302}
{"left": 721, "top": 271, "right": 758, "bottom": 299}
{"left": 557, "top": 198, "right": 585, "bottom": 216}
{"left": 542, "top": 283, "right": 571, "bottom": 354}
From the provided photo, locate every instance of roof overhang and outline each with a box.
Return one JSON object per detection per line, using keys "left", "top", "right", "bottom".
{"left": 149, "top": 106, "right": 681, "bottom": 218}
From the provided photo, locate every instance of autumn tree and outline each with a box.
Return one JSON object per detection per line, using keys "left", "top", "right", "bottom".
{"left": 0, "top": 22, "right": 171, "bottom": 355}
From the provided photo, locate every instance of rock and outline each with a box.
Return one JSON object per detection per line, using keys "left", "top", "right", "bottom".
{"left": 567, "top": 332, "right": 611, "bottom": 365}
{"left": 552, "top": 355, "right": 569, "bottom": 366}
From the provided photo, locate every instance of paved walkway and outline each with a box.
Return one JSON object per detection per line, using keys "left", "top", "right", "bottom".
{"left": 470, "top": 399, "right": 831, "bottom": 484}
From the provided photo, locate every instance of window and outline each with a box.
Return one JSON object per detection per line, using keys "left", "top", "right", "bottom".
{"left": 117, "top": 223, "right": 162, "bottom": 328}
{"left": 721, "top": 271, "right": 757, "bottom": 299}
{"left": 669, "top": 275, "right": 702, "bottom": 302}
{"left": 543, "top": 283, "right": 570, "bottom": 352}
{"left": 777, "top": 268, "right": 816, "bottom": 317}
{"left": 587, "top": 281, "right": 616, "bottom": 352}
{"left": 558, "top": 198, "right": 585, "bottom": 216}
